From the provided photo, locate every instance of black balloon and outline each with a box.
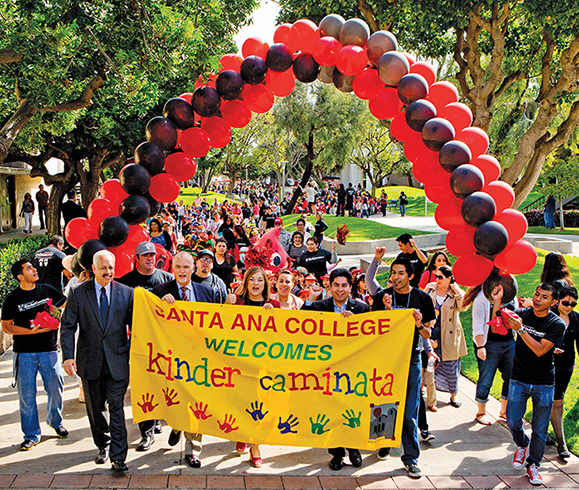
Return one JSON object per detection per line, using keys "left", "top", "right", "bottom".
{"left": 339, "top": 18, "right": 370, "bottom": 47}
{"left": 450, "top": 164, "right": 485, "bottom": 198}
{"left": 192, "top": 86, "right": 221, "bottom": 117}
{"left": 163, "top": 98, "right": 195, "bottom": 130}
{"left": 366, "top": 30, "right": 398, "bottom": 66}
{"left": 422, "top": 117, "right": 455, "bottom": 151}
{"left": 377, "top": 51, "right": 409, "bottom": 86}
{"left": 266, "top": 44, "right": 294, "bottom": 72}
{"left": 119, "top": 164, "right": 151, "bottom": 195}
{"left": 144, "top": 192, "right": 161, "bottom": 217}
{"left": 145, "top": 116, "right": 177, "bottom": 151}
{"left": 134, "top": 142, "right": 165, "bottom": 176}
{"left": 99, "top": 216, "right": 130, "bottom": 248}
{"left": 439, "top": 140, "right": 472, "bottom": 172}
{"left": 397, "top": 74, "right": 429, "bottom": 105}
{"left": 474, "top": 221, "right": 509, "bottom": 257}
{"left": 462, "top": 191, "right": 496, "bottom": 226}
{"left": 216, "top": 70, "right": 244, "bottom": 100}
{"left": 77, "top": 239, "right": 108, "bottom": 271}
{"left": 405, "top": 99, "right": 436, "bottom": 132}
{"left": 483, "top": 268, "right": 518, "bottom": 305}
{"left": 293, "top": 53, "right": 320, "bottom": 83}
{"left": 319, "top": 14, "right": 345, "bottom": 39}
{"left": 119, "top": 195, "right": 151, "bottom": 225}
{"left": 333, "top": 69, "right": 355, "bottom": 93}
{"left": 240, "top": 55, "right": 268, "bottom": 85}
{"left": 318, "top": 65, "right": 335, "bottom": 84}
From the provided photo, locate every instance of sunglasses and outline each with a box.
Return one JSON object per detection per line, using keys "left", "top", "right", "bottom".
{"left": 561, "top": 301, "right": 578, "bottom": 307}
{"left": 434, "top": 275, "right": 445, "bottom": 280}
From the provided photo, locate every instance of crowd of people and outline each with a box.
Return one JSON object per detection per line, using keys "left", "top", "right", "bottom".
{"left": 1, "top": 183, "right": 577, "bottom": 486}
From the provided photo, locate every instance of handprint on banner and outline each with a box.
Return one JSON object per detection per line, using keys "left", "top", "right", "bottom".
{"left": 310, "top": 414, "right": 330, "bottom": 435}
{"left": 245, "top": 401, "right": 269, "bottom": 421}
{"left": 342, "top": 409, "right": 362, "bottom": 428}
{"left": 162, "top": 387, "right": 180, "bottom": 407}
{"left": 137, "top": 393, "right": 158, "bottom": 414}
{"left": 278, "top": 414, "right": 299, "bottom": 434}
{"left": 218, "top": 414, "right": 239, "bottom": 434}
{"left": 189, "top": 402, "right": 212, "bottom": 420}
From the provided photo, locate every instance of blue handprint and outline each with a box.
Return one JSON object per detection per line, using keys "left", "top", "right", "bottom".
{"left": 245, "top": 401, "right": 269, "bottom": 421}
{"left": 278, "top": 414, "right": 299, "bottom": 434}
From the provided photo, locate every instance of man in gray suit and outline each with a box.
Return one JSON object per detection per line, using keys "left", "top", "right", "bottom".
{"left": 61, "top": 250, "right": 134, "bottom": 472}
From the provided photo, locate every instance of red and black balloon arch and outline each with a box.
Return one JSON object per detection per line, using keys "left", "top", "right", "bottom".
{"left": 65, "top": 14, "right": 537, "bottom": 286}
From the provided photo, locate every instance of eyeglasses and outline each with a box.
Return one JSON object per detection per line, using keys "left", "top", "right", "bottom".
{"left": 198, "top": 257, "right": 212, "bottom": 263}
{"left": 434, "top": 275, "right": 445, "bottom": 280}
{"left": 561, "top": 301, "right": 578, "bottom": 307}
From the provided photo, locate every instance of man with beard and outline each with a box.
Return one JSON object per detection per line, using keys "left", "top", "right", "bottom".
{"left": 192, "top": 249, "right": 227, "bottom": 303}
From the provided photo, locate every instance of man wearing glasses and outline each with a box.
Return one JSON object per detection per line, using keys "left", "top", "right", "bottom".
{"left": 191, "top": 249, "right": 227, "bottom": 303}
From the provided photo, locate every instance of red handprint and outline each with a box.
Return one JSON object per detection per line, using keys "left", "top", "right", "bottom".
{"left": 137, "top": 393, "right": 159, "bottom": 414}
{"left": 218, "top": 414, "right": 239, "bottom": 434}
{"left": 189, "top": 402, "right": 212, "bottom": 420}
{"left": 162, "top": 387, "right": 180, "bottom": 407}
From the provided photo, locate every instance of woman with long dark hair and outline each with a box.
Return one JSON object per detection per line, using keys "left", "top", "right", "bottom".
{"left": 149, "top": 218, "right": 172, "bottom": 251}
{"left": 540, "top": 252, "right": 573, "bottom": 291}
{"left": 20, "top": 192, "right": 35, "bottom": 233}
{"left": 212, "top": 237, "right": 238, "bottom": 289}
{"left": 419, "top": 252, "right": 451, "bottom": 290}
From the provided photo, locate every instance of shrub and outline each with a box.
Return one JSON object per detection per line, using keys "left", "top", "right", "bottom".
{"left": 524, "top": 210, "right": 544, "bottom": 226}
{"left": 524, "top": 209, "right": 579, "bottom": 228}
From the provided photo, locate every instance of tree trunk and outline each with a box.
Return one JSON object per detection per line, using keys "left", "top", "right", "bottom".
{"left": 226, "top": 174, "right": 237, "bottom": 198}
{"left": 202, "top": 167, "right": 215, "bottom": 193}
{"left": 406, "top": 172, "right": 414, "bottom": 187}
{"left": 285, "top": 133, "right": 314, "bottom": 215}
{"left": 47, "top": 180, "right": 77, "bottom": 236}
{"left": 0, "top": 100, "right": 38, "bottom": 165}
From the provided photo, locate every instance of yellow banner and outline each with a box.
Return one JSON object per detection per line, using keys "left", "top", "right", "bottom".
{"left": 130, "top": 288, "right": 415, "bottom": 449}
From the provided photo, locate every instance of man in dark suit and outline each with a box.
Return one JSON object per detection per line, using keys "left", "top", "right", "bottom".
{"left": 61, "top": 250, "right": 134, "bottom": 472}
{"left": 152, "top": 251, "right": 218, "bottom": 468}
{"left": 302, "top": 268, "right": 369, "bottom": 471}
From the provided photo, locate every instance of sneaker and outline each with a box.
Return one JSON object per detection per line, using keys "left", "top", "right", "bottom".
{"left": 420, "top": 430, "right": 435, "bottom": 441}
{"left": 20, "top": 440, "right": 38, "bottom": 451}
{"left": 404, "top": 463, "right": 422, "bottom": 478}
{"left": 526, "top": 463, "right": 542, "bottom": 485}
{"left": 513, "top": 446, "right": 527, "bottom": 469}
{"left": 54, "top": 426, "right": 69, "bottom": 439}
{"left": 377, "top": 447, "right": 390, "bottom": 460}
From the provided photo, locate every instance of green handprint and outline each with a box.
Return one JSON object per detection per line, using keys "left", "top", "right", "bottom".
{"left": 309, "top": 413, "right": 330, "bottom": 435}
{"left": 342, "top": 409, "right": 361, "bottom": 428}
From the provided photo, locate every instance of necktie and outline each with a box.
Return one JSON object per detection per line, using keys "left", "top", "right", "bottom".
{"left": 99, "top": 287, "right": 109, "bottom": 327}
{"left": 181, "top": 287, "right": 188, "bottom": 301}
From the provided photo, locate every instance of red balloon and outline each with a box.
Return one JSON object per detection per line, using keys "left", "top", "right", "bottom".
{"left": 242, "top": 37, "right": 269, "bottom": 59}
{"left": 435, "top": 197, "right": 466, "bottom": 230}
{"left": 194, "top": 73, "right": 217, "bottom": 90}
{"left": 312, "top": 36, "right": 342, "bottom": 66}
{"left": 427, "top": 81, "right": 459, "bottom": 110}
{"left": 180, "top": 127, "right": 210, "bottom": 158}
{"left": 335, "top": 45, "right": 368, "bottom": 76}
{"left": 412, "top": 152, "right": 443, "bottom": 184}
{"left": 352, "top": 68, "right": 384, "bottom": 100}
{"left": 453, "top": 254, "right": 494, "bottom": 287}
{"left": 274, "top": 24, "right": 298, "bottom": 52}
{"left": 494, "top": 209, "right": 528, "bottom": 246}
{"left": 65, "top": 218, "right": 97, "bottom": 249}
{"left": 494, "top": 240, "right": 537, "bottom": 275}
{"left": 201, "top": 117, "right": 232, "bottom": 148}
{"left": 369, "top": 87, "right": 403, "bottom": 120}
{"left": 88, "top": 198, "right": 115, "bottom": 225}
{"left": 483, "top": 181, "right": 515, "bottom": 214}
{"left": 149, "top": 173, "right": 180, "bottom": 203}
{"left": 404, "top": 134, "right": 437, "bottom": 163}
{"left": 445, "top": 225, "right": 477, "bottom": 256}
{"left": 242, "top": 84, "right": 274, "bottom": 113}
{"left": 409, "top": 61, "right": 436, "bottom": 86}
{"left": 219, "top": 54, "right": 243, "bottom": 72}
{"left": 390, "top": 112, "right": 417, "bottom": 142}
{"left": 125, "top": 225, "right": 149, "bottom": 252}
{"left": 221, "top": 100, "right": 252, "bottom": 128}
{"left": 424, "top": 171, "right": 454, "bottom": 203}
{"left": 164, "top": 153, "right": 197, "bottom": 182}
{"left": 471, "top": 154, "right": 501, "bottom": 185}
{"left": 100, "top": 179, "right": 129, "bottom": 207}
{"left": 438, "top": 102, "right": 473, "bottom": 133}
{"left": 289, "top": 19, "right": 320, "bottom": 52}
{"left": 457, "top": 127, "right": 490, "bottom": 158}
{"left": 109, "top": 248, "right": 134, "bottom": 278}
{"left": 178, "top": 92, "right": 193, "bottom": 104}
{"left": 402, "top": 52, "right": 416, "bottom": 65}
{"left": 266, "top": 69, "right": 295, "bottom": 97}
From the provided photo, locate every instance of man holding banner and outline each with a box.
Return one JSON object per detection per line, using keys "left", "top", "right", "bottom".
{"left": 302, "top": 268, "right": 369, "bottom": 471}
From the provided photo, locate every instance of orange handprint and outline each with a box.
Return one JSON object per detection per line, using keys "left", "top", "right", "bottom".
{"left": 189, "top": 402, "right": 212, "bottom": 420}
{"left": 137, "top": 393, "right": 158, "bottom": 414}
{"left": 162, "top": 387, "right": 180, "bottom": 406}
{"left": 218, "top": 413, "right": 239, "bottom": 433}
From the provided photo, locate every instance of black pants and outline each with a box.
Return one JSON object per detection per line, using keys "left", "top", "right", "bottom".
{"left": 336, "top": 202, "right": 345, "bottom": 216}
{"left": 82, "top": 363, "right": 129, "bottom": 462}
{"left": 418, "top": 391, "right": 428, "bottom": 432}
{"left": 38, "top": 206, "right": 47, "bottom": 229}
{"left": 328, "top": 447, "right": 356, "bottom": 458}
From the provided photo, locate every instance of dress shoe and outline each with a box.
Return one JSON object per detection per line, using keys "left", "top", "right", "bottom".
{"left": 111, "top": 460, "right": 129, "bottom": 472}
{"left": 54, "top": 426, "right": 69, "bottom": 438}
{"left": 95, "top": 448, "right": 109, "bottom": 464}
{"left": 329, "top": 455, "right": 344, "bottom": 471}
{"left": 184, "top": 454, "right": 201, "bottom": 468}
{"left": 136, "top": 435, "right": 155, "bottom": 452}
{"left": 154, "top": 421, "right": 163, "bottom": 434}
{"left": 168, "top": 429, "right": 181, "bottom": 447}
{"left": 348, "top": 449, "right": 362, "bottom": 467}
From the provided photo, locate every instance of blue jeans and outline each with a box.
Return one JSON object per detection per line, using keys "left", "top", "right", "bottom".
{"left": 361, "top": 209, "right": 370, "bottom": 218}
{"left": 544, "top": 212, "right": 555, "bottom": 229}
{"left": 15, "top": 351, "right": 64, "bottom": 443}
{"left": 507, "top": 380, "right": 554, "bottom": 467}
{"left": 401, "top": 353, "right": 421, "bottom": 465}
{"left": 400, "top": 205, "right": 406, "bottom": 216}
{"left": 475, "top": 340, "right": 515, "bottom": 403}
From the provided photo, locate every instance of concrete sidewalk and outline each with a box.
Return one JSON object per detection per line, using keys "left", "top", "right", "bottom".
{"left": 0, "top": 349, "right": 578, "bottom": 489}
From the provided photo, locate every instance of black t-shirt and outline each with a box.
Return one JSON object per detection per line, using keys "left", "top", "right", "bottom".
{"left": 263, "top": 215, "right": 277, "bottom": 230}
{"left": 346, "top": 187, "right": 355, "bottom": 203}
{"left": 60, "top": 200, "right": 87, "bottom": 224}
{"left": 119, "top": 268, "right": 174, "bottom": 291}
{"left": 372, "top": 286, "right": 436, "bottom": 353}
{"left": 32, "top": 246, "right": 66, "bottom": 292}
{"left": 511, "top": 308, "right": 565, "bottom": 385}
{"left": 1, "top": 284, "right": 66, "bottom": 353}
{"left": 298, "top": 249, "right": 332, "bottom": 278}
{"left": 553, "top": 309, "right": 579, "bottom": 371}
{"left": 397, "top": 250, "right": 427, "bottom": 288}
{"left": 213, "top": 255, "right": 236, "bottom": 288}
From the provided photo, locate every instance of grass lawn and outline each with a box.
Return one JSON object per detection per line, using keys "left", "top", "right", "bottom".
{"left": 375, "top": 186, "right": 437, "bottom": 217}
{"left": 281, "top": 214, "right": 432, "bottom": 241}
{"left": 527, "top": 226, "right": 579, "bottom": 236}
{"left": 179, "top": 188, "right": 240, "bottom": 205}
{"left": 518, "top": 191, "right": 543, "bottom": 211}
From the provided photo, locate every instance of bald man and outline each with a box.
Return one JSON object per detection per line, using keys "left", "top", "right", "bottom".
{"left": 61, "top": 250, "right": 134, "bottom": 472}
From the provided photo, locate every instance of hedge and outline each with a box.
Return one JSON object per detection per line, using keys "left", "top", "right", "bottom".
{"left": 524, "top": 209, "right": 579, "bottom": 228}
{"left": 0, "top": 235, "right": 50, "bottom": 306}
